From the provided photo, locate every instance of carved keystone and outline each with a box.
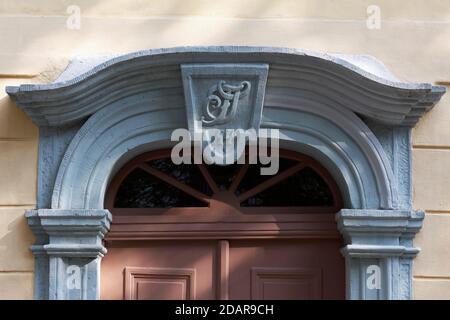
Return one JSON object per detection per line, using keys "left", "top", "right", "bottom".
{"left": 181, "top": 63, "right": 269, "bottom": 135}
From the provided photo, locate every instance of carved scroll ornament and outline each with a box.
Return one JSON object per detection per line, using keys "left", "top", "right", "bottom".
{"left": 202, "top": 80, "right": 251, "bottom": 126}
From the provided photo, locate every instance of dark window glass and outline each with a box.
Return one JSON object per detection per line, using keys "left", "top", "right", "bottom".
{"left": 113, "top": 155, "right": 336, "bottom": 209}
{"left": 235, "top": 158, "right": 297, "bottom": 196}
{"left": 114, "top": 168, "right": 207, "bottom": 208}
{"left": 147, "top": 159, "right": 213, "bottom": 196}
{"left": 240, "top": 167, "right": 333, "bottom": 207}
{"left": 205, "top": 163, "right": 241, "bottom": 191}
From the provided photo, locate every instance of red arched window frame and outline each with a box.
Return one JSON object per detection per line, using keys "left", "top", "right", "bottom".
{"left": 104, "top": 149, "right": 343, "bottom": 241}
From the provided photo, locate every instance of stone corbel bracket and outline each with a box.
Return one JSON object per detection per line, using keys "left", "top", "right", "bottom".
{"left": 336, "top": 209, "right": 424, "bottom": 299}
{"left": 26, "top": 209, "right": 112, "bottom": 300}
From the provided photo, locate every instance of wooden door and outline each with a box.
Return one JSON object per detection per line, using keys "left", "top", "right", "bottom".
{"left": 100, "top": 150, "right": 345, "bottom": 300}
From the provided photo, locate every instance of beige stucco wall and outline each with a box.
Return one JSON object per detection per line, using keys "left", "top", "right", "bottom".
{"left": 0, "top": 0, "right": 449, "bottom": 299}
{"left": 0, "top": 78, "right": 37, "bottom": 299}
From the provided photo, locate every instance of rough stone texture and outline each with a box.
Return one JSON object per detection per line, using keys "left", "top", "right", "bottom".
{"left": 26, "top": 209, "right": 112, "bottom": 299}
{"left": 37, "top": 123, "right": 84, "bottom": 209}
{"left": 336, "top": 209, "right": 423, "bottom": 299}
{"left": 365, "top": 120, "right": 413, "bottom": 210}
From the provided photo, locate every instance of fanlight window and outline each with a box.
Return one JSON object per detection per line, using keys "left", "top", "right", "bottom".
{"left": 105, "top": 150, "right": 342, "bottom": 213}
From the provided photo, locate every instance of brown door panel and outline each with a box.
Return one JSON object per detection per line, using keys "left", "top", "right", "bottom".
{"left": 101, "top": 239, "right": 344, "bottom": 300}
{"left": 101, "top": 240, "right": 217, "bottom": 300}
{"left": 227, "top": 239, "right": 345, "bottom": 300}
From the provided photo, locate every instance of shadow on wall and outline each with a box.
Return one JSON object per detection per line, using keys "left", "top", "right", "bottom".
{"left": 3, "top": 0, "right": 445, "bottom": 82}
{"left": 0, "top": 95, "right": 38, "bottom": 138}
{"left": 0, "top": 92, "right": 37, "bottom": 293}
{"left": 2, "top": 0, "right": 279, "bottom": 74}
{"left": 0, "top": 210, "right": 35, "bottom": 271}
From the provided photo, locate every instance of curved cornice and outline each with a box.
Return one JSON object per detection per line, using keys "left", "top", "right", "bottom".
{"left": 6, "top": 46, "right": 445, "bottom": 126}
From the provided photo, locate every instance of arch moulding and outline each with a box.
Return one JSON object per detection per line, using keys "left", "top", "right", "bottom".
{"left": 6, "top": 46, "right": 445, "bottom": 300}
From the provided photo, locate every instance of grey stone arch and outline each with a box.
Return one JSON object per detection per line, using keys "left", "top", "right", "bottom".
{"left": 6, "top": 47, "right": 445, "bottom": 300}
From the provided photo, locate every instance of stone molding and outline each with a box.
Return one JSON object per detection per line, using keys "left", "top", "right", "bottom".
{"left": 181, "top": 63, "right": 268, "bottom": 133}
{"left": 5, "top": 47, "right": 446, "bottom": 300}
{"left": 6, "top": 47, "right": 445, "bottom": 127}
{"left": 25, "top": 209, "right": 111, "bottom": 300}
{"left": 336, "top": 209, "right": 423, "bottom": 299}
{"left": 46, "top": 89, "right": 397, "bottom": 210}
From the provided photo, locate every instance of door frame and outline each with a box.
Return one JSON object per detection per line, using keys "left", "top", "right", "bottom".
{"left": 8, "top": 46, "right": 445, "bottom": 299}
{"left": 102, "top": 148, "right": 347, "bottom": 299}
